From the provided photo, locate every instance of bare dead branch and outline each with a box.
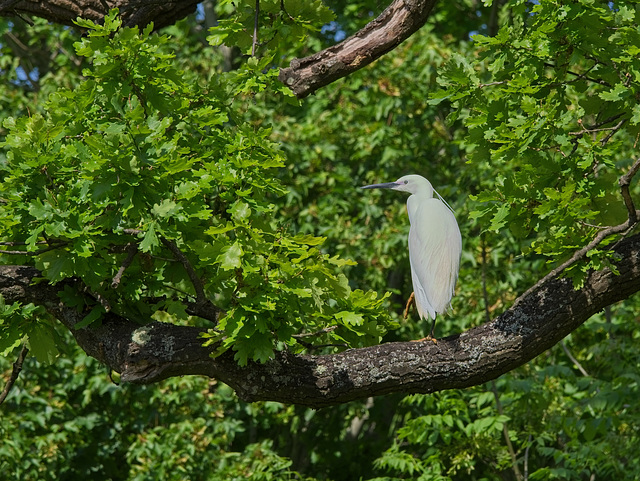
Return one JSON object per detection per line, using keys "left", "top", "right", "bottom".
{"left": 82, "top": 285, "right": 112, "bottom": 312}
{"left": 560, "top": 340, "right": 589, "bottom": 377}
{"left": 292, "top": 326, "right": 346, "bottom": 351}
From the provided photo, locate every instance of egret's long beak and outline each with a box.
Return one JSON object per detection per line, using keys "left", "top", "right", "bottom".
{"left": 360, "top": 182, "right": 399, "bottom": 190}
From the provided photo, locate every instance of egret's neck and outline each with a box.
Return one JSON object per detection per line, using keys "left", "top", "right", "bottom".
{"left": 411, "top": 184, "right": 434, "bottom": 199}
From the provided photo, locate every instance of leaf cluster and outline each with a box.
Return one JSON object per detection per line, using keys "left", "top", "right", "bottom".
{"left": 434, "top": 0, "right": 640, "bottom": 285}
{"left": 207, "top": 0, "right": 335, "bottom": 58}
{"left": 0, "top": 10, "right": 393, "bottom": 366}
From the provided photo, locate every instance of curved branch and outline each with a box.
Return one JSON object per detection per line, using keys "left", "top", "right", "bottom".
{"left": 2, "top": 233, "right": 640, "bottom": 408}
{"left": 278, "top": 0, "right": 438, "bottom": 98}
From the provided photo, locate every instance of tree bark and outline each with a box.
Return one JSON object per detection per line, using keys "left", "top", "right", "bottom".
{"left": 2, "top": 233, "right": 639, "bottom": 409}
{"left": 0, "top": 0, "right": 199, "bottom": 30}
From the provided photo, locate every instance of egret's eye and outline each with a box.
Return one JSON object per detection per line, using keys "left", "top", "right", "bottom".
{"left": 403, "top": 180, "right": 408, "bottom": 184}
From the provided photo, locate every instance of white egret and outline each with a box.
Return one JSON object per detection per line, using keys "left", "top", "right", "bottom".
{"left": 361, "top": 174, "right": 462, "bottom": 339}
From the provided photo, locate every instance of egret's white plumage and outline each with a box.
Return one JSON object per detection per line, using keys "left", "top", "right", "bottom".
{"left": 362, "top": 174, "right": 461, "bottom": 336}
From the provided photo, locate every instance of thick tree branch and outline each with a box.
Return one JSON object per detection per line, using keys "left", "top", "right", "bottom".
{"left": 278, "top": 0, "right": 438, "bottom": 98}
{"left": 0, "top": 0, "right": 199, "bottom": 30}
{"left": 1, "top": 233, "right": 639, "bottom": 408}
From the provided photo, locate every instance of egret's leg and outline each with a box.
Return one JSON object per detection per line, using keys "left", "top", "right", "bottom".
{"left": 403, "top": 292, "right": 415, "bottom": 320}
{"left": 425, "top": 316, "right": 438, "bottom": 344}
{"left": 411, "top": 315, "right": 438, "bottom": 344}
{"left": 412, "top": 317, "right": 438, "bottom": 343}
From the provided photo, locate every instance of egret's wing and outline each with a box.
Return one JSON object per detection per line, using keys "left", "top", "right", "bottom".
{"left": 407, "top": 197, "right": 462, "bottom": 318}
{"left": 409, "top": 255, "right": 435, "bottom": 320}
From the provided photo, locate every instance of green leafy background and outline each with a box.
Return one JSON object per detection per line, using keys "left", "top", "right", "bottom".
{"left": 1, "top": 0, "right": 639, "bottom": 479}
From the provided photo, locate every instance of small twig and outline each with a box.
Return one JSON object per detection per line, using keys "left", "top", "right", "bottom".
{"left": 619, "top": 157, "right": 640, "bottom": 225}
{"left": 0, "top": 241, "right": 48, "bottom": 246}
{"left": 491, "top": 381, "right": 523, "bottom": 481}
{"left": 478, "top": 80, "right": 508, "bottom": 89}
{"left": 578, "top": 220, "right": 609, "bottom": 230}
{"left": 523, "top": 434, "right": 533, "bottom": 481}
{"left": 150, "top": 255, "right": 179, "bottom": 263}
{"left": 568, "top": 113, "right": 626, "bottom": 136}
{"left": 560, "top": 340, "right": 589, "bottom": 377}
{"left": 4, "top": 31, "right": 28, "bottom": 53}
{"left": 160, "top": 237, "right": 207, "bottom": 303}
{"left": 122, "top": 229, "right": 218, "bottom": 323}
{"left": 82, "top": 285, "right": 112, "bottom": 312}
{"left": 483, "top": 238, "right": 523, "bottom": 481}
{"left": 160, "top": 237, "right": 220, "bottom": 324}
{"left": 481, "top": 236, "right": 491, "bottom": 324}
{"left": 12, "top": 9, "right": 34, "bottom": 26}
{"left": 0, "top": 242, "right": 68, "bottom": 256}
{"left": 111, "top": 243, "right": 138, "bottom": 288}
{"left": 185, "top": 302, "right": 221, "bottom": 323}
{"left": 569, "top": 125, "right": 619, "bottom": 136}
{"left": 292, "top": 325, "right": 338, "bottom": 339}
{"left": 515, "top": 219, "right": 634, "bottom": 307}
{"left": 544, "top": 62, "right": 612, "bottom": 88}
{"left": 251, "top": 0, "right": 260, "bottom": 57}
{"left": 294, "top": 338, "right": 348, "bottom": 351}
{"left": 600, "top": 117, "right": 627, "bottom": 146}
{"left": 293, "top": 326, "right": 347, "bottom": 351}
{"left": 0, "top": 344, "right": 29, "bottom": 406}
{"left": 280, "top": 0, "right": 295, "bottom": 21}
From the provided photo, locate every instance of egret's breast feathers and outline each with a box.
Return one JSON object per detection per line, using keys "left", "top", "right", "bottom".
{"left": 407, "top": 196, "right": 461, "bottom": 316}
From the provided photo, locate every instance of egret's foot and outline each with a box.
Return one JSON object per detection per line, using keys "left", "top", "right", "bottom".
{"left": 411, "top": 336, "right": 438, "bottom": 344}
{"left": 403, "top": 292, "right": 415, "bottom": 320}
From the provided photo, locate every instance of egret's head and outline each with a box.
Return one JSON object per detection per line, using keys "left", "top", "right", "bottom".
{"left": 361, "top": 174, "right": 433, "bottom": 196}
